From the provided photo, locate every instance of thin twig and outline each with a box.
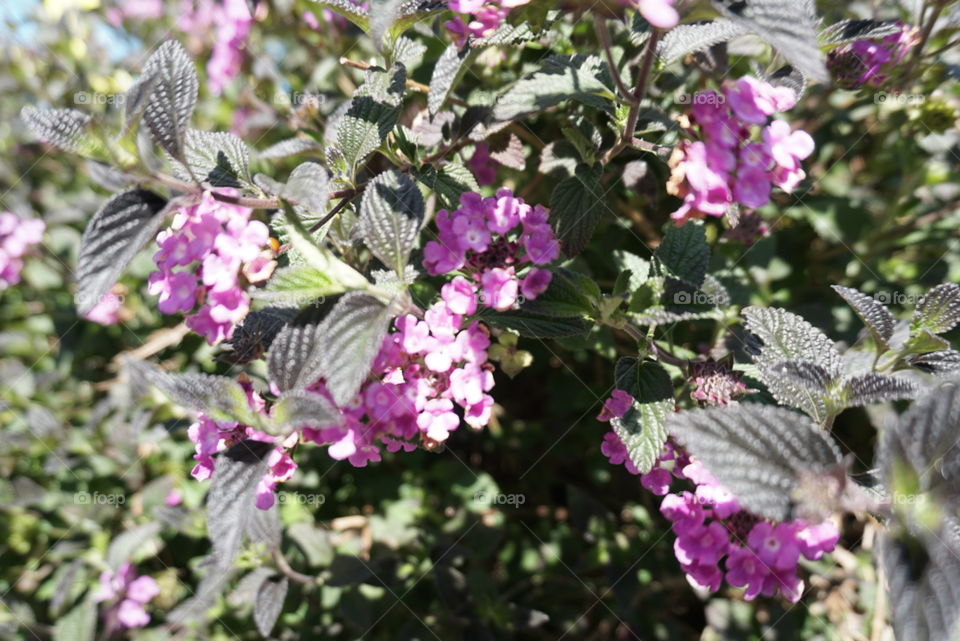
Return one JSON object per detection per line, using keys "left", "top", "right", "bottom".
{"left": 602, "top": 28, "right": 663, "bottom": 165}
{"left": 308, "top": 192, "right": 357, "bottom": 233}
{"left": 595, "top": 18, "right": 637, "bottom": 104}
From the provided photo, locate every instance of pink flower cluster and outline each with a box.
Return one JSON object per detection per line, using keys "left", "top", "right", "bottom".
{"left": 597, "top": 392, "right": 838, "bottom": 602}
{"left": 0, "top": 212, "right": 44, "bottom": 290}
{"left": 188, "top": 382, "right": 298, "bottom": 510}
{"left": 423, "top": 190, "right": 559, "bottom": 311}
{"left": 445, "top": 0, "right": 531, "bottom": 46}
{"left": 661, "top": 459, "right": 839, "bottom": 602}
{"left": 177, "top": 0, "right": 253, "bottom": 94}
{"left": 468, "top": 142, "right": 498, "bottom": 186}
{"left": 94, "top": 563, "right": 159, "bottom": 629}
{"left": 302, "top": 294, "right": 495, "bottom": 466}
{"left": 689, "top": 360, "right": 749, "bottom": 406}
{"left": 828, "top": 23, "right": 919, "bottom": 89}
{"left": 667, "top": 77, "right": 814, "bottom": 225}
{"left": 148, "top": 192, "right": 274, "bottom": 344}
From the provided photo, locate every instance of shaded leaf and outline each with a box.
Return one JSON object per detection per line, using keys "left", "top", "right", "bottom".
{"left": 549, "top": 164, "right": 604, "bottom": 257}
{"left": 492, "top": 55, "right": 615, "bottom": 122}
{"left": 611, "top": 360, "right": 674, "bottom": 474}
{"left": 183, "top": 129, "right": 250, "bottom": 187}
{"left": 658, "top": 20, "right": 748, "bottom": 63}
{"left": 839, "top": 373, "right": 917, "bottom": 408}
{"left": 429, "top": 44, "right": 472, "bottom": 115}
{"left": 667, "top": 404, "right": 842, "bottom": 521}
{"left": 908, "top": 350, "right": 960, "bottom": 376}
{"left": 819, "top": 19, "right": 902, "bottom": 46}
{"left": 337, "top": 63, "right": 406, "bottom": 173}
{"left": 478, "top": 310, "right": 591, "bottom": 338}
{"left": 75, "top": 189, "right": 169, "bottom": 315}
{"left": 21, "top": 106, "right": 101, "bottom": 157}
{"left": 415, "top": 162, "right": 479, "bottom": 209}
{"left": 655, "top": 222, "right": 709, "bottom": 288}
{"left": 254, "top": 575, "right": 289, "bottom": 637}
{"left": 272, "top": 391, "right": 339, "bottom": 431}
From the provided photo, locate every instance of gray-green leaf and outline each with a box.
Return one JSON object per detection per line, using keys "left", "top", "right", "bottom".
{"left": 141, "top": 40, "right": 199, "bottom": 160}
{"left": 357, "top": 170, "right": 424, "bottom": 271}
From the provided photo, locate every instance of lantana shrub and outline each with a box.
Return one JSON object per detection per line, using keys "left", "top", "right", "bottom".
{"left": 10, "top": 0, "right": 960, "bottom": 638}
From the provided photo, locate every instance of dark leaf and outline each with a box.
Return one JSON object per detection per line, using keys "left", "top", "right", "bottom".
{"left": 357, "top": 170, "right": 424, "bottom": 271}
{"left": 655, "top": 222, "right": 709, "bottom": 288}
{"left": 549, "top": 164, "right": 604, "bottom": 257}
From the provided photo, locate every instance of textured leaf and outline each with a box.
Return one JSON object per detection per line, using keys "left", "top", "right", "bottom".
{"left": 667, "top": 404, "right": 843, "bottom": 521}
{"left": 492, "top": 55, "right": 615, "bottom": 122}
{"left": 141, "top": 40, "right": 199, "bottom": 160}
{"left": 833, "top": 285, "right": 895, "bottom": 348}
{"left": 54, "top": 599, "right": 96, "bottom": 641}
{"left": 357, "top": 170, "right": 424, "bottom": 271}
{"left": 429, "top": 44, "right": 472, "bottom": 115}
{"left": 655, "top": 222, "right": 709, "bottom": 288}
{"left": 415, "top": 162, "right": 479, "bottom": 209}
{"left": 913, "top": 283, "right": 960, "bottom": 335}
{"left": 613, "top": 251, "right": 651, "bottom": 292}
{"left": 769, "top": 360, "right": 833, "bottom": 391}
{"left": 711, "top": 0, "right": 827, "bottom": 84}
{"left": 267, "top": 306, "right": 328, "bottom": 393}
{"left": 549, "top": 164, "right": 604, "bottom": 258}
{"left": 839, "top": 373, "right": 917, "bottom": 408}
{"left": 314, "top": 292, "right": 392, "bottom": 406}
{"left": 207, "top": 440, "right": 279, "bottom": 570}
{"left": 272, "top": 391, "right": 339, "bottom": 431}
{"left": 880, "top": 530, "right": 960, "bottom": 641}
{"left": 658, "top": 20, "right": 748, "bottom": 63}
{"left": 220, "top": 307, "right": 298, "bottom": 364}
{"left": 183, "top": 129, "right": 250, "bottom": 187}
{"left": 819, "top": 19, "right": 902, "bottom": 46}
{"left": 369, "top": 0, "right": 403, "bottom": 50}
{"left": 879, "top": 380, "right": 960, "bottom": 641}
{"left": 489, "top": 132, "right": 526, "bottom": 170}
{"left": 254, "top": 575, "right": 289, "bottom": 636}
{"left": 767, "top": 64, "right": 807, "bottom": 99}
{"left": 21, "top": 106, "right": 101, "bottom": 156}
{"left": 611, "top": 360, "right": 674, "bottom": 474}
{"left": 123, "top": 71, "right": 159, "bottom": 128}
{"left": 139, "top": 365, "right": 262, "bottom": 426}
{"left": 908, "top": 350, "right": 960, "bottom": 376}
{"left": 259, "top": 137, "right": 321, "bottom": 159}
{"left": 478, "top": 310, "right": 591, "bottom": 338}
{"left": 337, "top": 63, "right": 406, "bottom": 173}
{"left": 281, "top": 161, "right": 330, "bottom": 218}
{"left": 75, "top": 189, "right": 169, "bottom": 315}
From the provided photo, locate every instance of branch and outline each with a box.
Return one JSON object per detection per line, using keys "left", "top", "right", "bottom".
{"left": 602, "top": 28, "right": 663, "bottom": 165}
{"left": 595, "top": 18, "right": 637, "bottom": 104}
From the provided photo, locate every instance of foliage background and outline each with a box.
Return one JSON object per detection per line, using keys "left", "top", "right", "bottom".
{"left": 1, "top": 0, "right": 958, "bottom": 639}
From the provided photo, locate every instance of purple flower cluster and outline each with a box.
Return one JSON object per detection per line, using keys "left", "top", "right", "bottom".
{"left": 94, "top": 563, "right": 159, "bottom": 629}
{"left": 423, "top": 189, "right": 559, "bottom": 311}
{"left": 661, "top": 459, "right": 839, "bottom": 602}
{"left": 0, "top": 212, "right": 44, "bottom": 290}
{"left": 828, "top": 23, "right": 919, "bottom": 89}
{"left": 148, "top": 192, "right": 275, "bottom": 345}
{"left": 445, "top": 0, "right": 531, "bottom": 45}
{"left": 303, "top": 294, "right": 495, "bottom": 466}
{"left": 667, "top": 77, "right": 814, "bottom": 225}
{"left": 187, "top": 382, "right": 298, "bottom": 510}
{"left": 177, "top": 0, "right": 253, "bottom": 95}
{"left": 689, "top": 360, "right": 750, "bottom": 406}
{"left": 597, "top": 389, "right": 838, "bottom": 602}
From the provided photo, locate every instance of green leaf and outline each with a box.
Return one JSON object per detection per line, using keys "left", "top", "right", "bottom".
{"left": 611, "top": 360, "right": 674, "bottom": 474}
{"left": 613, "top": 250, "right": 651, "bottom": 294}
{"left": 912, "top": 283, "right": 960, "bottom": 335}
{"left": 491, "top": 55, "right": 615, "bottom": 122}
{"left": 252, "top": 264, "right": 346, "bottom": 306}
{"left": 416, "top": 162, "right": 480, "bottom": 209}
{"left": 337, "top": 63, "right": 406, "bottom": 175}
{"left": 549, "top": 164, "right": 604, "bottom": 258}
{"left": 655, "top": 222, "right": 709, "bottom": 288}
{"left": 478, "top": 310, "right": 591, "bottom": 338}
{"left": 520, "top": 268, "right": 600, "bottom": 318}
{"left": 137, "top": 365, "right": 264, "bottom": 427}
{"left": 357, "top": 169, "right": 424, "bottom": 271}
{"left": 281, "top": 162, "right": 331, "bottom": 223}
